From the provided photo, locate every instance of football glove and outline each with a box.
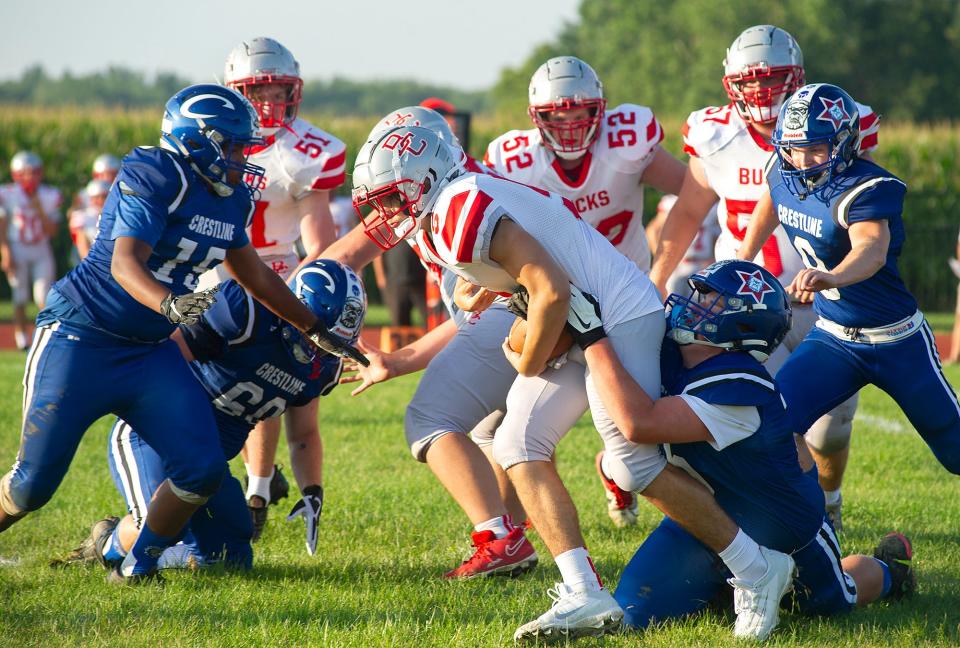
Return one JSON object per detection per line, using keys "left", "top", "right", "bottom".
{"left": 286, "top": 485, "right": 323, "bottom": 556}
{"left": 566, "top": 284, "right": 606, "bottom": 349}
{"left": 506, "top": 286, "right": 530, "bottom": 320}
{"left": 305, "top": 323, "right": 370, "bottom": 367}
{"left": 160, "top": 285, "right": 220, "bottom": 325}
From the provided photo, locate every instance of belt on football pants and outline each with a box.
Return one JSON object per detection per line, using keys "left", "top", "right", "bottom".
{"left": 815, "top": 310, "right": 924, "bottom": 344}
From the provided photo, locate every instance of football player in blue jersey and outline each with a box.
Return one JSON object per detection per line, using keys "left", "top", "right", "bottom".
{"left": 579, "top": 260, "right": 914, "bottom": 640}
{"left": 739, "top": 84, "right": 960, "bottom": 500}
{"left": 55, "top": 260, "right": 365, "bottom": 572}
{"left": 0, "top": 84, "right": 366, "bottom": 583}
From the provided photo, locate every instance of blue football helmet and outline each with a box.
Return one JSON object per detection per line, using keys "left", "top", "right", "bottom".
{"left": 665, "top": 260, "right": 791, "bottom": 362}
{"left": 283, "top": 260, "right": 367, "bottom": 364}
{"left": 160, "top": 84, "right": 265, "bottom": 198}
{"left": 771, "top": 83, "right": 860, "bottom": 199}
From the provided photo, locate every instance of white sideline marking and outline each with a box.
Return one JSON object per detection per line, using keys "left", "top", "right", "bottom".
{"left": 855, "top": 413, "right": 911, "bottom": 435}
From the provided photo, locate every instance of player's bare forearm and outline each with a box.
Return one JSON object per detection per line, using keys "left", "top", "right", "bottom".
{"left": 387, "top": 318, "right": 458, "bottom": 375}
{"left": 285, "top": 400, "right": 322, "bottom": 489}
{"left": 827, "top": 219, "right": 890, "bottom": 287}
{"left": 225, "top": 244, "right": 318, "bottom": 331}
{"left": 737, "top": 190, "right": 777, "bottom": 261}
{"left": 490, "top": 219, "right": 569, "bottom": 376}
{"left": 640, "top": 147, "right": 686, "bottom": 195}
{"left": 584, "top": 339, "right": 711, "bottom": 444}
{"left": 293, "top": 192, "right": 336, "bottom": 273}
{"left": 320, "top": 222, "right": 382, "bottom": 272}
{"left": 111, "top": 236, "right": 176, "bottom": 315}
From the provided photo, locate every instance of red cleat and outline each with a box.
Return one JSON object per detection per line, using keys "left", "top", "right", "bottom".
{"left": 444, "top": 526, "right": 538, "bottom": 579}
{"left": 596, "top": 451, "right": 638, "bottom": 527}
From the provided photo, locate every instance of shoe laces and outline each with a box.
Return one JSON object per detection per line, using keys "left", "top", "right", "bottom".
{"left": 546, "top": 582, "right": 576, "bottom": 607}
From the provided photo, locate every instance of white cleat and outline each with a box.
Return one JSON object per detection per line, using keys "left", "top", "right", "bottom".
{"left": 729, "top": 547, "right": 796, "bottom": 641}
{"left": 514, "top": 583, "right": 623, "bottom": 644}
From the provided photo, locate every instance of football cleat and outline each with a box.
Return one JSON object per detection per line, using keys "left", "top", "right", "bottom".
{"left": 595, "top": 452, "right": 638, "bottom": 527}
{"left": 873, "top": 532, "right": 916, "bottom": 600}
{"left": 825, "top": 494, "right": 843, "bottom": 534}
{"left": 514, "top": 584, "right": 623, "bottom": 643}
{"left": 248, "top": 495, "right": 268, "bottom": 542}
{"left": 443, "top": 527, "right": 538, "bottom": 579}
{"left": 729, "top": 547, "right": 796, "bottom": 640}
{"left": 50, "top": 516, "right": 119, "bottom": 569}
{"left": 106, "top": 564, "right": 164, "bottom": 586}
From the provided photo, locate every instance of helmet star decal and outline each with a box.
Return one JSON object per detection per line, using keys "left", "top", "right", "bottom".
{"left": 735, "top": 269, "right": 776, "bottom": 304}
{"left": 817, "top": 96, "right": 850, "bottom": 130}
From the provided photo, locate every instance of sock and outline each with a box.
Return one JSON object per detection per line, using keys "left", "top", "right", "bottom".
{"left": 875, "top": 558, "right": 893, "bottom": 598}
{"left": 474, "top": 515, "right": 514, "bottom": 539}
{"left": 100, "top": 528, "right": 127, "bottom": 563}
{"left": 246, "top": 467, "right": 274, "bottom": 503}
{"left": 718, "top": 529, "right": 768, "bottom": 584}
{"left": 824, "top": 488, "right": 842, "bottom": 508}
{"left": 554, "top": 546, "right": 603, "bottom": 592}
{"left": 13, "top": 330, "right": 26, "bottom": 349}
{"left": 121, "top": 524, "right": 175, "bottom": 576}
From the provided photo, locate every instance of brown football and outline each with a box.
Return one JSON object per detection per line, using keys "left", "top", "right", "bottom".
{"left": 508, "top": 317, "right": 575, "bottom": 360}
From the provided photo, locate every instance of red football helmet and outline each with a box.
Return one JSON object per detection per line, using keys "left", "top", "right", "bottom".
{"left": 527, "top": 57, "right": 606, "bottom": 159}
{"left": 224, "top": 37, "right": 303, "bottom": 133}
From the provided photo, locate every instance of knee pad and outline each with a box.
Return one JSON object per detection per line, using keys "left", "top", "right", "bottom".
{"left": 492, "top": 425, "right": 554, "bottom": 470}
{"left": 805, "top": 397, "right": 857, "bottom": 454}
{"left": 168, "top": 459, "right": 225, "bottom": 505}
{"left": 0, "top": 472, "right": 27, "bottom": 517}
{"left": 609, "top": 451, "right": 667, "bottom": 494}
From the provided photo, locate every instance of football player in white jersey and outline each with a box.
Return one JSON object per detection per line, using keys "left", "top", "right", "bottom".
{"left": 648, "top": 25, "right": 880, "bottom": 531}
{"left": 484, "top": 56, "right": 685, "bottom": 526}
{"left": 217, "top": 37, "right": 346, "bottom": 541}
{"left": 326, "top": 107, "right": 537, "bottom": 580}
{"left": 69, "top": 179, "right": 109, "bottom": 260}
{"left": 0, "top": 151, "right": 62, "bottom": 350}
{"left": 353, "top": 125, "right": 796, "bottom": 642}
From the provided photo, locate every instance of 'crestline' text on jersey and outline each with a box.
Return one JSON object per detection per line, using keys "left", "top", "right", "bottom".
{"left": 189, "top": 215, "right": 236, "bottom": 241}
{"left": 777, "top": 204, "right": 823, "bottom": 238}
{"left": 256, "top": 362, "right": 307, "bottom": 396}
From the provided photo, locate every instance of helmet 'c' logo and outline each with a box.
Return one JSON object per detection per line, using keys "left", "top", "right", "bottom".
{"left": 783, "top": 100, "right": 809, "bottom": 131}
{"left": 382, "top": 132, "right": 427, "bottom": 156}
{"left": 181, "top": 94, "right": 235, "bottom": 119}
{"left": 735, "top": 269, "right": 775, "bottom": 304}
{"left": 816, "top": 96, "right": 850, "bottom": 130}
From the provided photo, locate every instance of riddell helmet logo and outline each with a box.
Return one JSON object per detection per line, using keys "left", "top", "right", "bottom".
{"left": 382, "top": 132, "right": 427, "bottom": 156}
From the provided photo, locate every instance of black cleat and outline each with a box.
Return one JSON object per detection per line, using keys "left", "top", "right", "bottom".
{"left": 874, "top": 532, "right": 916, "bottom": 600}
{"left": 50, "top": 516, "right": 120, "bottom": 569}
{"left": 248, "top": 495, "right": 268, "bottom": 542}
{"left": 106, "top": 564, "right": 164, "bottom": 585}
{"left": 269, "top": 465, "right": 290, "bottom": 504}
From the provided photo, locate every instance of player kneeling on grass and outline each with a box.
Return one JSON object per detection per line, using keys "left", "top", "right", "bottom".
{"left": 580, "top": 259, "right": 915, "bottom": 638}
{"left": 55, "top": 260, "right": 365, "bottom": 573}
{"left": 353, "top": 126, "right": 807, "bottom": 643}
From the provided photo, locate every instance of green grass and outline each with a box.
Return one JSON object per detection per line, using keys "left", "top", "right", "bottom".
{"left": 0, "top": 351, "right": 959, "bottom": 647}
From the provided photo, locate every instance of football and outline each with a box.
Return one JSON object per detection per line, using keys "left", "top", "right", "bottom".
{"left": 507, "top": 316, "right": 574, "bottom": 360}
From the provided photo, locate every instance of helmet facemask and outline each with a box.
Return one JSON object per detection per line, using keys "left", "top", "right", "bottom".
{"left": 353, "top": 178, "right": 427, "bottom": 250}
{"left": 723, "top": 65, "right": 804, "bottom": 124}
{"left": 230, "top": 76, "right": 302, "bottom": 135}
{"left": 529, "top": 98, "right": 606, "bottom": 159}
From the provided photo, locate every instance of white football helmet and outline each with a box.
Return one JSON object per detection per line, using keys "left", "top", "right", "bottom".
{"left": 723, "top": 25, "right": 805, "bottom": 124}
{"left": 92, "top": 154, "right": 120, "bottom": 181}
{"left": 11, "top": 151, "right": 43, "bottom": 195}
{"left": 371, "top": 106, "right": 460, "bottom": 148}
{"left": 352, "top": 126, "right": 460, "bottom": 250}
{"left": 528, "top": 56, "right": 605, "bottom": 159}
{"left": 224, "top": 37, "right": 302, "bottom": 135}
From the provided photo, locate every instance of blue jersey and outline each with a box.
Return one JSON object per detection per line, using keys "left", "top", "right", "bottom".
{"left": 768, "top": 157, "right": 915, "bottom": 328}
{"left": 179, "top": 280, "right": 341, "bottom": 456}
{"left": 661, "top": 341, "right": 824, "bottom": 550}
{"left": 47, "top": 146, "right": 253, "bottom": 342}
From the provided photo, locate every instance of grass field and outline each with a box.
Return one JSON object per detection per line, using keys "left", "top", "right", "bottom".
{"left": 0, "top": 350, "right": 959, "bottom": 647}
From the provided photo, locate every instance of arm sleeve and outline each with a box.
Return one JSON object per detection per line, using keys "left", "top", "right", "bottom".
{"left": 678, "top": 394, "right": 760, "bottom": 451}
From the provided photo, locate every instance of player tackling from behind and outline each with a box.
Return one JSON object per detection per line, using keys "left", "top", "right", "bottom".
{"left": 352, "top": 125, "right": 795, "bottom": 642}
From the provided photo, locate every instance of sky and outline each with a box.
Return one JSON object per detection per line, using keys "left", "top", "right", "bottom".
{"left": 0, "top": 0, "right": 581, "bottom": 90}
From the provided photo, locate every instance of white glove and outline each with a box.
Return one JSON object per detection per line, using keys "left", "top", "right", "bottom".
{"left": 161, "top": 285, "right": 220, "bottom": 325}
{"left": 286, "top": 485, "right": 323, "bottom": 556}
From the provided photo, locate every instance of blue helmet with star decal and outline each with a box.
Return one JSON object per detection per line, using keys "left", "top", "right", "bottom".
{"left": 665, "top": 260, "right": 791, "bottom": 362}
{"left": 281, "top": 259, "right": 367, "bottom": 364}
{"left": 771, "top": 83, "right": 861, "bottom": 199}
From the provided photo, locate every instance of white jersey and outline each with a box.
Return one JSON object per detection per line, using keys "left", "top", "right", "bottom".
{"left": 682, "top": 102, "right": 879, "bottom": 285}
{"left": 69, "top": 206, "right": 100, "bottom": 246}
{"left": 245, "top": 117, "right": 346, "bottom": 258}
{"left": 485, "top": 103, "right": 663, "bottom": 271}
{"left": 0, "top": 184, "right": 62, "bottom": 246}
{"left": 422, "top": 172, "right": 661, "bottom": 328}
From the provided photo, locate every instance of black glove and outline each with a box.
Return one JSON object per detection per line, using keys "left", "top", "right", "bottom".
{"left": 286, "top": 485, "right": 323, "bottom": 556}
{"left": 566, "top": 284, "right": 606, "bottom": 349}
{"left": 305, "top": 323, "right": 370, "bottom": 367}
{"left": 160, "top": 285, "right": 220, "bottom": 325}
{"left": 506, "top": 286, "right": 530, "bottom": 320}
